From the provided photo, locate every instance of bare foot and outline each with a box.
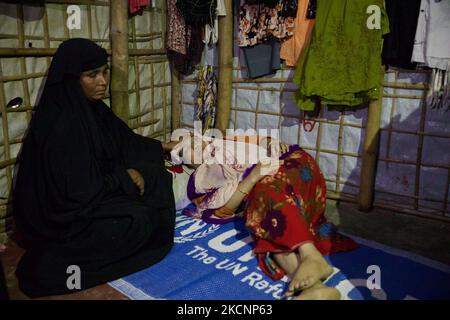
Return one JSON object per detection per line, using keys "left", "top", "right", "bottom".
{"left": 285, "top": 253, "right": 333, "bottom": 296}
{"left": 295, "top": 282, "right": 341, "bottom": 300}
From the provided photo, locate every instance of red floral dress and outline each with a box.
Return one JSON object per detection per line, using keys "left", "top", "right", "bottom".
{"left": 243, "top": 146, "right": 358, "bottom": 280}
{"left": 184, "top": 144, "right": 358, "bottom": 280}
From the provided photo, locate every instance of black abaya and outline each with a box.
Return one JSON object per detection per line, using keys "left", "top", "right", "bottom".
{"left": 12, "top": 38, "right": 175, "bottom": 297}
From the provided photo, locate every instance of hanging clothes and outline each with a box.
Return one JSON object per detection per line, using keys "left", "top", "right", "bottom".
{"left": 195, "top": 66, "right": 218, "bottom": 132}
{"left": 129, "top": 0, "right": 150, "bottom": 15}
{"left": 238, "top": 0, "right": 295, "bottom": 47}
{"left": 426, "top": 63, "right": 450, "bottom": 110}
{"left": 166, "top": 0, "right": 203, "bottom": 75}
{"left": 382, "top": 0, "right": 421, "bottom": 70}
{"left": 293, "top": 0, "right": 389, "bottom": 111}
{"left": 176, "top": 0, "right": 217, "bottom": 26}
{"left": 412, "top": 0, "right": 450, "bottom": 70}
{"left": 280, "top": 0, "right": 315, "bottom": 67}
{"left": 166, "top": 0, "right": 191, "bottom": 56}
{"left": 204, "top": 0, "right": 227, "bottom": 45}
{"left": 242, "top": 37, "right": 281, "bottom": 78}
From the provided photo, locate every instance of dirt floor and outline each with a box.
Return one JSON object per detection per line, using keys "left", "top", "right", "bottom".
{"left": 327, "top": 200, "right": 450, "bottom": 266}
{"left": 1, "top": 200, "right": 449, "bottom": 300}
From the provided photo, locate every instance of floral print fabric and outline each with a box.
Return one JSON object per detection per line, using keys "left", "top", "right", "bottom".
{"left": 244, "top": 146, "right": 359, "bottom": 280}
{"left": 238, "top": 0, "right": 295, "bottom": 47}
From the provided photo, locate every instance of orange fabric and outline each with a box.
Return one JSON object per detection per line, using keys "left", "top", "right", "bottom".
{"left": 213, "top": 206, "right": 236, "bottom": 219}
{"left": 192, "top": 194, "right": 207, "bottom": 206}
{"left": 280, "top": 0, "right": 315, "bottom": 67}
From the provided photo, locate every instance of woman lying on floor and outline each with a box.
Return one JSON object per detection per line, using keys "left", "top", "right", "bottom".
{"left": 12, "top": 38, "right": 176, "bottom": 297}
{"left": 171, "top": 133, "right": 358, "bottom": 300}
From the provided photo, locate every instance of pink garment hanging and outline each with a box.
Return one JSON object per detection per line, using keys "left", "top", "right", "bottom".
{"left": 129, "top": 0, "right": 150, "bottom": 15}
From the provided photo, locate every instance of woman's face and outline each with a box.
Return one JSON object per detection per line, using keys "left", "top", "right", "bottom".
{"left": 79, "top": 64, "right": 109, "bottom": 101}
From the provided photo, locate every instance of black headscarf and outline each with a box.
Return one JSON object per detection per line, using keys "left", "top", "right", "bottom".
{"left": 13, "top": 38, "right": 164, "bottom": 243}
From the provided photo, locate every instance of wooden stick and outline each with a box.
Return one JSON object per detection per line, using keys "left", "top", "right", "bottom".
{"left": 0, "top": 63, "right": 12, "bottom": 201}
{"left": 0, "top": 48, "right": 166, "bottom": 57}
{"left": 171, "top": 61, "right": 181, "bottom": 131}
{"left": 130, "top": 18, "right": 142, "bottom": 134}
{"left": 215, "top": 0, "right": 233, "bottom": 133}
{"left": 443, "top": 169, "right": 450, "bottom": 213}
{"left": 359, "top": 84, "right": 383, "bottom": 211}
{"left": 335, "top": 110, "right": 345, "bottom": 192}
{"left": 377, "top": 157, "right": 449, "bottom": 170}
{"left": 414, "top": 92, "right": 428, "bottom": 210}
{"left": 385, "top": 71, "right": 398, "bottom": 172}
{"left": 44, "top": 0, "right": 109, "bottom": 5}
{"left": 0, "top": 158, "right": 16, "bottom": 170}
{"left": 0, "top": 72, "right": 46, "bottom": 82}
{"left": 110, "top": 0, "right": 129, "bottom": 123}
{"left": 314, "top": 107, "right": 324, "bottom": 163}
{"left": 373, "top": 203, "right": 450, "bottom": 223}
{"left": 130, "top": 118, "right": 160, "bottom": 130}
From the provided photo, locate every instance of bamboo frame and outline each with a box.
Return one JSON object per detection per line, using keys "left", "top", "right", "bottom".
{"left": 335, "top": 110, "right": 345, "bottom": 192}
{"left": 130, "top": 17, "right": 142, "bottom": 134}
{"left": 414, "top": 91, "right": 428, "bottom": 211}
{"left": 110, "top": 0, "right": 129, "bottom": 122}
{"left": 215, "top": 0, "right": 233, "bottom": 133}
{"left": 358, "top": 97, "right": 382, "bottom": 211}
{"left": 171, "top": 63, "right": 181, "bottom": 131}
{"left": 0, "top": 48, "right": 166, "bottom": 57}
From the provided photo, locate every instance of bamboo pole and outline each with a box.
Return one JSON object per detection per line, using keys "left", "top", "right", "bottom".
{"left": 0, "top": 48, "right": 165, "bottom": 57}
{"left": 170, "top": 62, "right": 181, "bottom": 131}
{"left": 358, "top": 93, "right": 383, "bottom": 211}
{"left": 130, "top": 18, "right": 142, "bottom": 134}
{"left": 414, "top": 91, "right": 428, "bottom": 210}
{"left": 110, "top": 0, "right": 129, "bottom": 123}
{"left": 215, "top": 0, "right": 233, "bottom": 133}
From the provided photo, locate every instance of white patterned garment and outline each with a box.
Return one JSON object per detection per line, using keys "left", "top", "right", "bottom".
{"left": 412, "top": 0, "right": 450, "bottom": 70}
{"left": 203, "top": 0, "right": 227, "bottom": 45}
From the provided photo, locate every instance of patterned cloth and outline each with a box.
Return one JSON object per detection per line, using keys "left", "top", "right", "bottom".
{"left": 195, "top": 66, "right": 218, "bottom": 132}
{"left": 280, "top": 0, "right": 315, "bottom": 67}
{"left": 167, "top": 0, "right": 204, "bottom": 75}
{"left": 166, "top": 0, "right": 191, "bottom": 55}
{"left": 244, "top": 146, "right": 358, "bottom": 280}
{"left": 293, "top": 0, "right": 389, "bottom": 111}
{"left": 238, "top": 0, "right": 295, "bottom": 47}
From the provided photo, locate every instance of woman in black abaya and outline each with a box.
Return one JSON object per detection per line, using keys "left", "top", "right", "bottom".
{"left": 12, "top": 38, "right": 176, "bottom": 297}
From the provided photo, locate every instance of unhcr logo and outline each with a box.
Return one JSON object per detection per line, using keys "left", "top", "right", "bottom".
{"left": 174, "top": 215, "right": 220, "bottom": 243}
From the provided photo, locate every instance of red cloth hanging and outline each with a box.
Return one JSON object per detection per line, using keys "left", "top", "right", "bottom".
{"left": 129, "top": 0, "right": 150, "bottom": 15}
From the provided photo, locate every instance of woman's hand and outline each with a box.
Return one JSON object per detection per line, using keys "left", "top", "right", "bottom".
{"left": 162, "top": 140, "right": 182, "bottom": 152}
{"left": 249, "top": 159, "right": 284, "bottom": 183}
{"left": 126, "top": 168, "right": 145, "bottom": 195}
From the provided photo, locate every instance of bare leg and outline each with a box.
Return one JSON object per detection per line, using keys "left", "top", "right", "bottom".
{"left": 295, "top": 282, "right": 341, "bottom": 300}
{"left": 284, "top": 243, "right": 333, "bottom": 296}
{"left": 273, "top": 248, "right": 337, "bottom": 300}
{"left": 272, "top": 251, "right": 301, "bottom": 276}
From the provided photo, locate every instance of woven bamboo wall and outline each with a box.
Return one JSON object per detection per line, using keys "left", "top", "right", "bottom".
{"left": 0, "top": 0, "right": 172, "bottom": 243}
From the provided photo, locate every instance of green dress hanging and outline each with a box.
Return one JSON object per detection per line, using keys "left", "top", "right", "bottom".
{"left": 293, "top": 0, "right": 389, "bottom": 111}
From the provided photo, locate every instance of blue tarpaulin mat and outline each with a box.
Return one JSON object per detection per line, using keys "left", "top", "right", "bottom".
{"left": 110, "top": 212, "right": 450, "bottom": 300}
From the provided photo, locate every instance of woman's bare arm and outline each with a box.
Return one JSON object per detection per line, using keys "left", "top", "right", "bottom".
{"left": 223, "top": 160, "right": 283, "bottom": 211}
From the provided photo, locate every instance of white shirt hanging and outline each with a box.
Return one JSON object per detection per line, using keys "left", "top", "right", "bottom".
{"left": 412, "top": 0, "right": 450, "bottom": 70}
{"left": 203, "top": 0, "right": 227, "bottom": 45}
